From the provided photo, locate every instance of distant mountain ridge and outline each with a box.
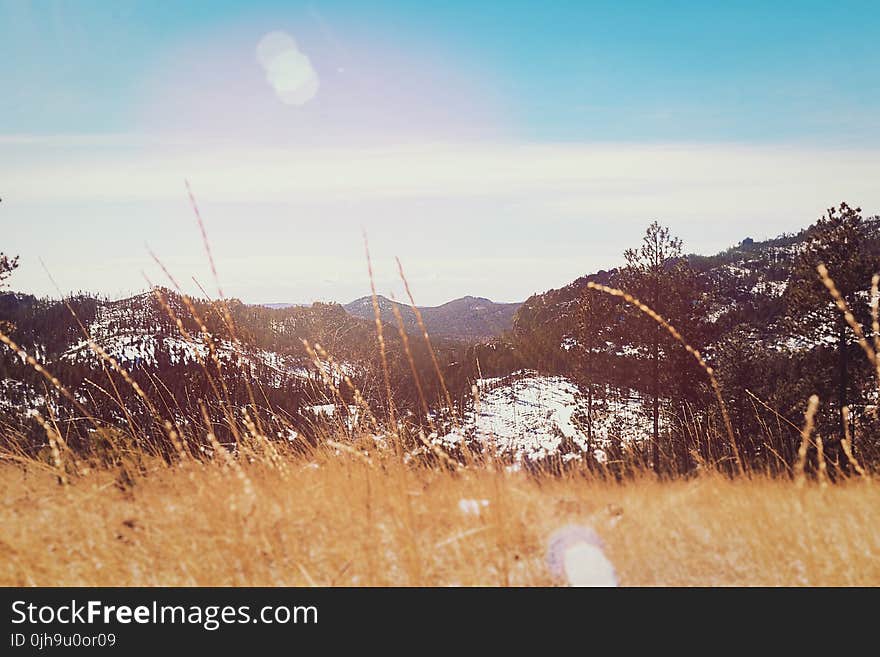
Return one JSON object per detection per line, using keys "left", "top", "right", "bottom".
{"left": 261, "top": 302, "right": 307, "bottom": 310}
{"left": 342, "top": 295, "right": 522, "bottom": 339}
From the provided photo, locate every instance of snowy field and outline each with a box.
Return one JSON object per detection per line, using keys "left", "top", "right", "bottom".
{"left": 437, "top": 370, "right": 658, "bottom": 463}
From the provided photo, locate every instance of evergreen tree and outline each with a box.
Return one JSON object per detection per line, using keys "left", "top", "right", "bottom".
{"left": 572, "top": 286, "right": 620, "bottom": 455}
{"left": 0, "top": 251, "right": 19, "bottom": 333}
{"left": 0, "top": 251, "right": 18, "bottom": 288}
{"left": 786, "top": 202, "right": 880, "bottom": 465}
{"left": 617, "top": 221, "right": 698, "bottom": 474}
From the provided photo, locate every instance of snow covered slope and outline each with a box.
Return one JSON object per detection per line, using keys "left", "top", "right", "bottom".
{"left": 437, "top": 370, "right": 657, "bottom": 463}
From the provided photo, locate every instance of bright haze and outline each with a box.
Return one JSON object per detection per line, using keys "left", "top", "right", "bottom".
{"left": 3, "top": 1, "right": 880, "bottom": 306}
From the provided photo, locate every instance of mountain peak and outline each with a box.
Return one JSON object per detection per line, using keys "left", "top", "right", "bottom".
{"left": 342, "top": 294, "right": 522, "bottom": 339}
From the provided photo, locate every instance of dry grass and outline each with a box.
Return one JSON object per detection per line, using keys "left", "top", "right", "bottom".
{"left": 2, "top": 198, "right": 879, "bottom": 587}
{"left": 1, "top": 452, "right": 877, "bottom": 587}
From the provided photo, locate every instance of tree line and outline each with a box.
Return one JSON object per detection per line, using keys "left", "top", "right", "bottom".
{"left": 512, "top": 202, "right": 880, "bottom": 476}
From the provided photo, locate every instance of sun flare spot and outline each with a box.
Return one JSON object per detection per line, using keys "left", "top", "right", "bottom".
{"left": 256, "top": 30, "right": 319, "bottom": 106}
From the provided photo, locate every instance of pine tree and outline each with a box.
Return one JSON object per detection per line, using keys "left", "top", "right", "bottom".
{"left": 617, "top": 222, "right": 697, "bottom": 475}
{"left": 570, "top": 285, "right": 620, "bottom": 458}
{"left": 0, "top": 252, "right": 18, "bottom": 288}
{"left": 0, "top": 252, "right": 19, "bottom": 334}
{"left": 786, "top": 202, "right": 880, "bottom": 466}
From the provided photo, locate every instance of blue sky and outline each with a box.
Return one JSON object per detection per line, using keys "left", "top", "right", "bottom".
{"left": 2, "top": 1, "right": 880, "bottom": 304}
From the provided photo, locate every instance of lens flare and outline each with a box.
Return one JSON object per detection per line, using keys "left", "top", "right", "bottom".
{"left": 547, "top": 525, "right": 618, "bottom": 587}
{"left": 256, "top": 30, "right": 319, "bottom": 106}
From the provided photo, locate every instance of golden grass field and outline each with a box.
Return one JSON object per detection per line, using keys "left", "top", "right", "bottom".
{"left": 1, "top": 246, "right": 878, "bottom": 587}
{"left": 2, "top": 449, "right": 878, "bottom": 587}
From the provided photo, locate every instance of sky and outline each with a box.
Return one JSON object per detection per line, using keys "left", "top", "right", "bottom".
{"left": 2, "top": 0, "right": 880, "bottom": 305}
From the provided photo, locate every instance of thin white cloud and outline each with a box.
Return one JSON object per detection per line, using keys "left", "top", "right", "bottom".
{"left": 4, "top": 142, "right": 879, "bottom": 219}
